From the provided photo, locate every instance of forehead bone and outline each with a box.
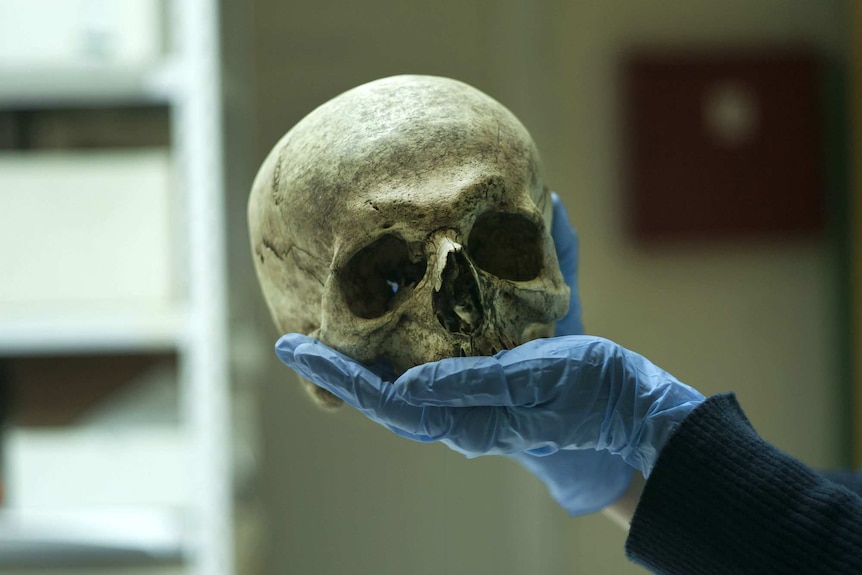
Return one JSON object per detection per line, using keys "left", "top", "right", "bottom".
{"left": 268, "top": 75, "right": 542, "bottom": 241}
{"left": 291, "top": 75, "right": 538, "bottom": 184}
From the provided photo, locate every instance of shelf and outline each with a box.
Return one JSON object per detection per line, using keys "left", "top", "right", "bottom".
{"left": 0, "top": 304, "right": 186, "bottom": 356}
{"left": 0, "top": 0, "right": 235, "bottom": 572}
{"left": 0, "top": 59, "right": 179, "bottom": 109}
{"left": 0, "top": 507, "right": 185, "bottom": 567}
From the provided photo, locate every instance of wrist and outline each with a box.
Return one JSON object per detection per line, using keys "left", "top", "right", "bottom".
{"left": 632, "top": 387, "right": 705, "bottom": 476}
{"left": 587, "top": 340, "right": 707, "bottom": 475}
{"left": 602, "top": 472, "right": 645, "bottom": 529}
{"left": 510, "top": 449, "right": 633, "bottom": 516}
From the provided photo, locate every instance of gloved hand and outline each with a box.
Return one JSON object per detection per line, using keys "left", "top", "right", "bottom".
{"left": 275, "top": 194, "right": 704, "bottom": 515}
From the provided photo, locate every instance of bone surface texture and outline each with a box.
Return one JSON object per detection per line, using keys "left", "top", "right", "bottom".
{"left": 248, "top": 75, "right": 570, "bottom": 406}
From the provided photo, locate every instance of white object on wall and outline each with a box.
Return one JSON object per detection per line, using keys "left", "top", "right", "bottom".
{"left": 0, "top": 0, "right": 162, "bottom": 65}
{"left": 5, "top": 427, "right": 188, "bottom": 509}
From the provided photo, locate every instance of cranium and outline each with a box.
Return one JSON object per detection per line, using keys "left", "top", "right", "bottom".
{"left": 249, "top": 75, "right": 570, "bottom": 407}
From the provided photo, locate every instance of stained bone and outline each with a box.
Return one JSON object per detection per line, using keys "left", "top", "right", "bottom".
{"left": 249, "top": 75, "right": 570, "bottom": 407}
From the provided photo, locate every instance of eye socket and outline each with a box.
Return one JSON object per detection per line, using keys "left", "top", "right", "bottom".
{"left": 340, "top": 234, "right": 427, "bottom": 319}
{"left": 467, "top": 212, "right": 542, "bottom": 281}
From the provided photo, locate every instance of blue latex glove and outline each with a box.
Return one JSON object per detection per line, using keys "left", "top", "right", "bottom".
{"left": 275, "top": 194, "right": 704, "bottom": 515}
{"left": 277, "top": 336, "right": 704, "bottom": 498}
{"left": 508, "top": 192, "right": 630, "bottom": 514}
{"left": 549, "top": 192, "right": 583, "bottom": 338}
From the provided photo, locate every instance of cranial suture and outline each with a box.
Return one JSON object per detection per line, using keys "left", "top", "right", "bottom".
{"left": 248, "top": 75, "right": 570, "bottom": 407}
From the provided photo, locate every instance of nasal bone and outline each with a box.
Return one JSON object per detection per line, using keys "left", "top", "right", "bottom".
{"left": 430, "top": 235, "right": 484, "bottom": 335}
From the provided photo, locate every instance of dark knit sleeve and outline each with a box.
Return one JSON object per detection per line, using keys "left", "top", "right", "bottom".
{"left": 820, "top": 470, "right": 862, "bottom": 497}
{"left": 625, "top": 393, "right": 862, "bottom": 574}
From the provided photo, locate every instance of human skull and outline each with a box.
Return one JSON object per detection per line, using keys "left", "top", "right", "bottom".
{"left": 249, "top": 75, "right": 570, "bottom": 407}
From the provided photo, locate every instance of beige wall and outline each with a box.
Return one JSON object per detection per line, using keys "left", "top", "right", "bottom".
{"left": 546, "top": 2, "right": 850, "bottom": 572}
{"left": 239, "top": 1, "right": 851, "bottom": 573}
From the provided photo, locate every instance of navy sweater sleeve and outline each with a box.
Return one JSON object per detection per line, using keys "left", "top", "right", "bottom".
{"left": 625, "top": 394, "right": 862, "bottom": 574}
{"left": 821, "top": 470, "right": 862, "bottom": 496}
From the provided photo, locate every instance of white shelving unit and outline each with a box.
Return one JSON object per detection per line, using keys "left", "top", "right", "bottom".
{"left": 0, "top": 62, "right": 177, "bottom": 108}
{"left": 0, "top": 305, "right": 186, "bottom": 355}
{"left": 0, "top": 0, "right": 233, "bottom": 573}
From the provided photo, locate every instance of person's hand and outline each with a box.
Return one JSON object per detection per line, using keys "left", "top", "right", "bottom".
{"left": 549, "top": 192, "right": 583, "bottom": 338}
{"left": 275, "top": 194, "right": 703, "bottom": 515}
{"left": 277, "top": 334, "right": 703, "bottom": 486}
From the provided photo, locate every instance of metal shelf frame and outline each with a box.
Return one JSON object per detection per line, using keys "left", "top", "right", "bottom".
{"left": 0, "top": 0, "right": 234, "bottom": 573}
{"left": 0, "top": 61, "right": 178, "bottom": 110}
{"left": 171, "top": 0, "right": 234, "bottom": 573}
{"left": 0, "top": 305, "right": 186, "bottom": 356}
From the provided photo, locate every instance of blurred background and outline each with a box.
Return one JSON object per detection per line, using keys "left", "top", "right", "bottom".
{"left": 0, "top": 0, "right": 858, "bottom": 574}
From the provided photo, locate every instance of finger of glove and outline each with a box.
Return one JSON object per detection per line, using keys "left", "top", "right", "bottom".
{"left": 437, "top": 406, "right": 547, "bottom": 456}
{"left": 276, "top": 334, "right": 377, "bottom": 410}
{"left": 395, "top": 336, "right": 591, "bottom": 407}
{"left": 550, "top": 192, "right": 583, "bottom": 336}
{"left": 292, "top": 347, "right": 539, "bottom": 453}
{"left": 278, "top": 336, "right": 556, "bottom": 455}
{"left": 279, "top": 337, "right": 461, "bottom": 443}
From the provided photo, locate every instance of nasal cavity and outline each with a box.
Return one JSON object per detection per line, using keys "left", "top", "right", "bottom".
{"left": 432, "top": 249, "right": 484, "bottom": 335}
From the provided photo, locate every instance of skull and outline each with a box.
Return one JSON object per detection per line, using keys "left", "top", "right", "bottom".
{"left": 249, "top": 75, "right": 570, "bottom": 407}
